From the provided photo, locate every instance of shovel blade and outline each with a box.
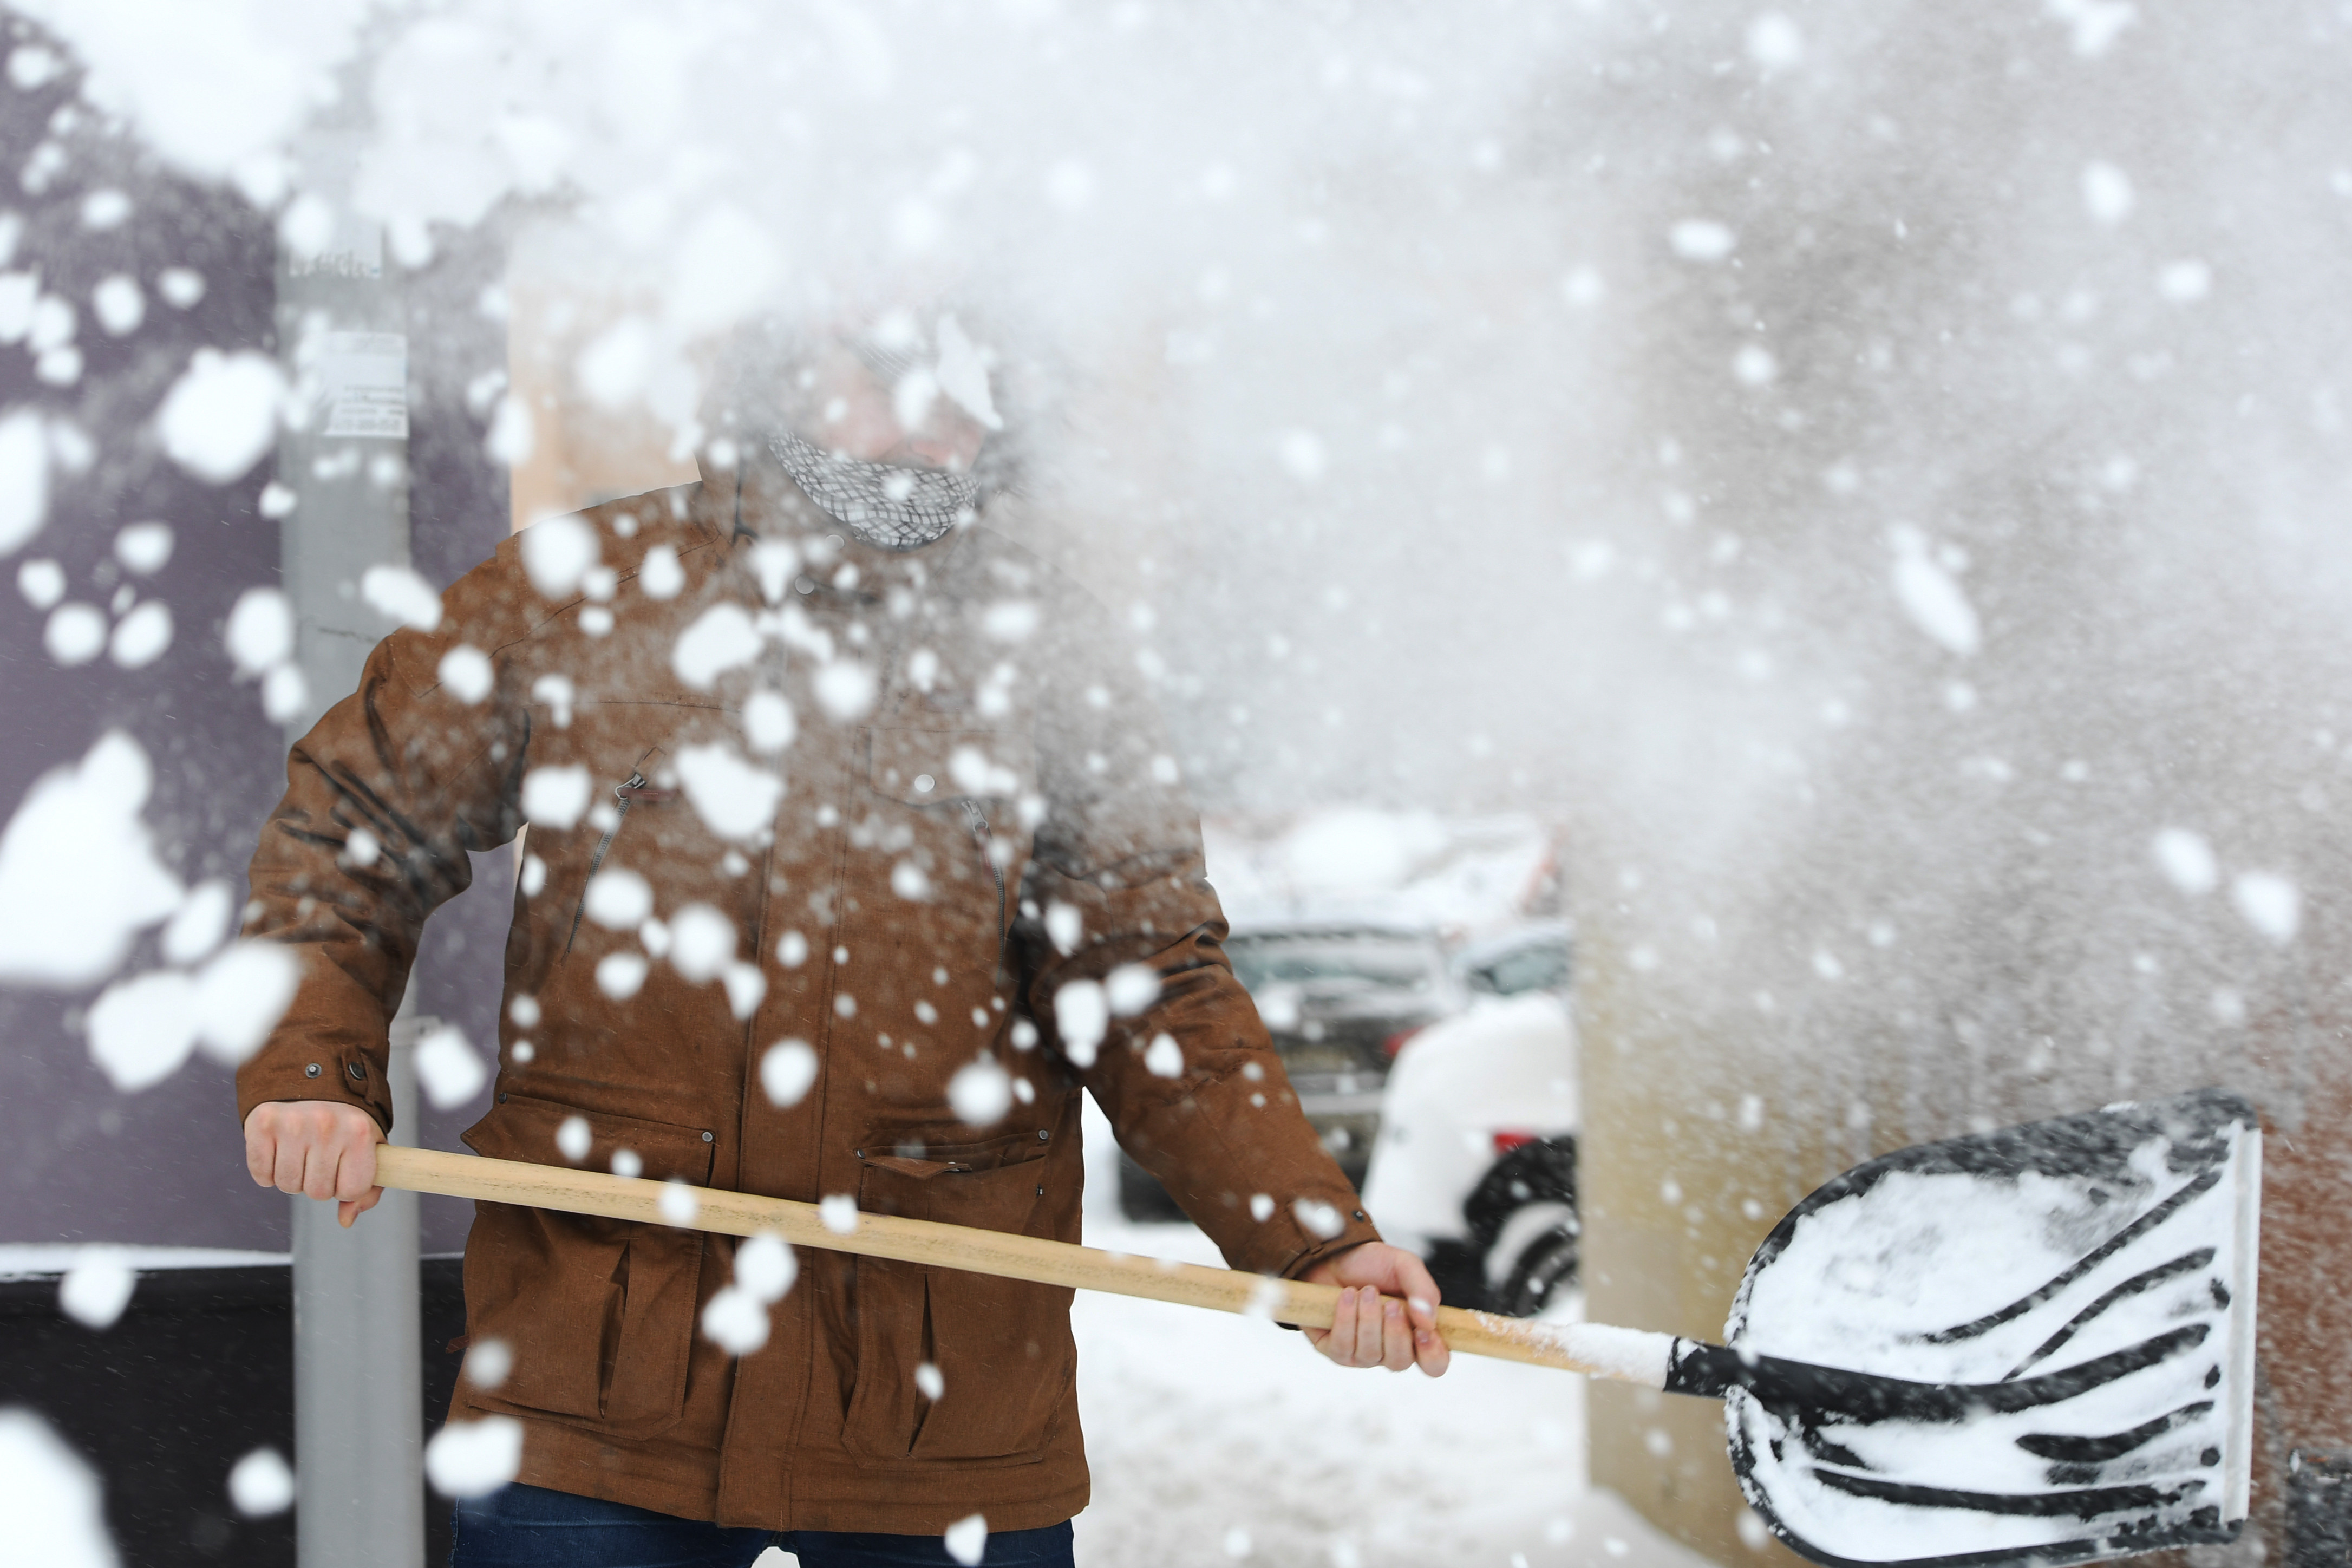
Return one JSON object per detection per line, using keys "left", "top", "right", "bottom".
{"left": 1724, "top": 1089, "right": 2260, "bottom": 1568}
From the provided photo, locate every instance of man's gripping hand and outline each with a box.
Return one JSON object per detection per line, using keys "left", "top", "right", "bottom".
{"left": 1301, "top": 1242, "right": 1451, "bottom": 1377}
{"left": 244, "top": 1101, "right": 386, "bottom": 1228}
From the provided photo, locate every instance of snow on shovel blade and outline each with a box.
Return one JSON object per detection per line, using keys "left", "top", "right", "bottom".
{"left": 1684, "top": 1089, "right": 2259, "bottom": 1568}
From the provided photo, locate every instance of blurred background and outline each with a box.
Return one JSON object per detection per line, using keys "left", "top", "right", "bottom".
{"left": 1, "top": 0, "right": 2348, "bottom": 1562}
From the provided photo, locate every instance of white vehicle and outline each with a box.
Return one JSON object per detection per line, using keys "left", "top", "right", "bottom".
{"left": 1358, "top": 989, "right": 1579, "bottom": 1317}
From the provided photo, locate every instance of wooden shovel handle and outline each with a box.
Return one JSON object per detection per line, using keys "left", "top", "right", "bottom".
{"left": 371, "top": 1144, "right": 1670, "bottom": 1384}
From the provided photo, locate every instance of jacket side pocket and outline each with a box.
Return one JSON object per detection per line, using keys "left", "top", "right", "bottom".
{"left": 839, "top": 1137, "right": 1074, "bottom": 1464}
{"left": 458, "top": 1094, "right": 714, "bottom": 1436}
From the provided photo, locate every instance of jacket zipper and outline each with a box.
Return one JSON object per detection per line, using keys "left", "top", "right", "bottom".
{"left": 564, "top": 771, "right": 662, "bottom": 956}
{"left": 959, "top": 798, "right": 1008, "bottom": 941}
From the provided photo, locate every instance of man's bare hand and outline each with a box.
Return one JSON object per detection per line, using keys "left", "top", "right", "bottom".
{"left": 1301, "top": 1242, "right": 1450, "bottom": 1377}
{"left": 244, "top": 1100, "right": 385, "bottom": 1228}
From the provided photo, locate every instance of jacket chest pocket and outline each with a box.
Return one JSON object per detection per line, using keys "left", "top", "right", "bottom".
{"left": 457, "top": 1096, "right": 715, "bottom": 1438}
{"left": 839, "top": 1136, "right": 1073, "bottom": 1464}
{"left": 848, "top": 727, "right": 1037, "bottom": 971}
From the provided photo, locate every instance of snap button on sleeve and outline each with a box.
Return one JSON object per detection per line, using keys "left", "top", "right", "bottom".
{"left": 1036, "top": 1128, "right": 1050, "bottom": 1141}
{"left": 347, "top": 1061, "right": 366, "bottom": 1082}
{"left": 304, "top": 1063, "right": 321, "bottom": 1079}
{"left": 497, "top": 1093, "right": 508, "bottom": 1104}
{"left": 702, "top": 1131, "right": 714, "bottom": 1143}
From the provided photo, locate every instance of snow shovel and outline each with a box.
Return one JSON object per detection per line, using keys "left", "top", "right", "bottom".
{"left": 371, "top": 1087, "right": 2258, "bottom": 1568}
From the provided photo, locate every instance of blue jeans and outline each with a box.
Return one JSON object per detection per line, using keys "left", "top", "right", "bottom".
{"left": 451, "top": 1482, "right": 1075, "bottom": 1567}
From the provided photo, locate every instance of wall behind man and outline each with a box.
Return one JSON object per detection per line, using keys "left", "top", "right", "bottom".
{"left": 0, "top": 34, "right": 510, "bottom": 1253}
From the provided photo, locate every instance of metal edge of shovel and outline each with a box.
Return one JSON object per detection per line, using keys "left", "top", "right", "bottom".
{"left": 370, "top": 1088, "right": 2259, "bottom": 1568}
{"left": 1663, "top": 1088, "right": 2262, "bottom": 1568}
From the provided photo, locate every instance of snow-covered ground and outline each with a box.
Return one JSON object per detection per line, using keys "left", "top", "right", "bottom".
{"left": 1064, "top": 1219, "right": 1708, "bottom": 1568}
{"left": 1051, "top": 1102, "right": 1711, "bottom": 1568}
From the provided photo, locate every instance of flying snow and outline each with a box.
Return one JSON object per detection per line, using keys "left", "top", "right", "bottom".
{"left": 1745, "top": 12, "right": 1806, "bottom": 69}
{"left": 1669, "top": 219, "right": 1737, "bottom": 261}
{"left": 190, "top": 941, "right": 300, "bottom": 1063}
{"left": 761, "top": 1039, "right": 820, "bottom": 1107}
{"left": 743, "top": 689, "right": 795, "bottom": 753}
{"left": 1054, "top": 979, "right": 1109, "bottom": 1068}
{"left": 672, "top": 603, "right": 761, "bottom": 688}
{"left": 675, "top": 743, "right": 783, "bottom": 839}
{"left": 415, "top": 1023, "right": 488, "bottom": 1108}
{"left": 556, "top": 1115, "right": 592, "bottom": 1161}
{"left": 583, "top": 868, "right": 654, "bottom": 929}
{"left": 437, "top": 644, "right": 494, "bottom": 703}
{"left": 226, "top": 1447, "right": 295, "bottom": 1517}
{"left": 2081, "top": 160, "right": 2137, "bottom": 226}
{"left": 1292, "top": 1199, "right": 1346, "bottom": 1240}
{"left": 1145, "top": 1033, "right": 1185, "bottom": 1077}
{"left": 2231, "top": 871, "right": 2301, "bottom": 943}
{"left": 112, "top": 521, "right": 172, "bottom": 574}
{"left": 2153, "top": 828, "right": 2219, "bottom": 896}
{"left": 813, "top": 659, "right": 878, "bottom": 721}
{"left": 701, "top": 1284, "right": 770, "bottom": 1354}
{"left": 44, "top": 602, "right": 104, "bottom": 665}
{"left": 464, "top": 1338, "right": 513, "bottom": 1389}
{"left": 723, "top": 961, "right": 766, "bottom": 1020}
{"left": 0, "top": 406, "right": 48, "bottom": 553}
{"left": 156, "top": 349, "right": 286, "bottom": 484}
{"left": 639, "top": 542, "right": 684, "bottom": 598}
{"left": 1890, "top": 534, "right": 1981, "bottom": 656}
{"left": 92, "top": 275, "right": 143, "bottom": 336}
{"left": 669, "top": 903, "right": 737, "bottom": 982}
{"left": 596, "top": 951, "right": 650, "bottom": 999}
{"left": 160, "top": 878, "right": 234, "bottom": 964}
{"left": 107, "top": 600, "right": 172, "bottom": 668}
{"left": 944, "top": 1515, "right": 989, "bottom": 1567}
{"left": 17, "top": 557, "right": 62, "bottom": 607}
{"left": 735, "top": 1232, "right": 797, "bottom": 1302}
{"left": 0, "top": 731, "right": 184, "bottom": 988}
{"left": 57, "top": 1249, "right": 136, "bottom": 1329}
{"left": 0, "top": 1409, "right": 116, "bottom": 1568}
{"left": 85, "top": 939, "right": 297, "bottom": 1090}
{"left": 86, "top": 970, "right": 198, "bottom": 1092}
{"left": 224, "top": 586, "right": 295, "bottom": 674}
{"left": 948, "top": 1056, "right": 1013, "bottom": 1124}
{"left": 1106, "top": 963, "right": 1161, "bottom": 1015}
{"left": 424, "top": 1417, "right": 524, "bottom": 1498}
{"left": 518, "top": 513, "right": 599, "bottom": 598}
{"left": 520, "top": 765, "right": 593, "bottom": 830}
{"left": 360, "top": 564, "right": 443, "bottom": 632}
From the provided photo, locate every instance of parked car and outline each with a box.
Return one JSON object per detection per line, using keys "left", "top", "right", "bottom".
{"left": 1117, "top": 922, "right": 1460, "bottom": 1220}
{"left": 1451, "top": 918, "right": 1572, "bottom": 999}
{"left": 1357, "top": 990, "right": 1579, "bottom": 1316}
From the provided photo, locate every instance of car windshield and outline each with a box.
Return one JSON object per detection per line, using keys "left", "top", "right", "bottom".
{"left": 1471, "top": 943, "right": 1571, "bottom": 996}
{"left": 1226, "top": 935, "right": 1445, "bottom": 995}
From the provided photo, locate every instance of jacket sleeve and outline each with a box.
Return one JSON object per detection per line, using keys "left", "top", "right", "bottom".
{"left": 233, "top": 546, "right": 536, "bottom": 1134}
{"left": 1012, "top": 557, "right": 1381, "bottom": 1280}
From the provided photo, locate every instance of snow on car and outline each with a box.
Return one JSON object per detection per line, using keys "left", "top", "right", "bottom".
{"left": 1360, "top": 988, "right": 1580, "bottom": 1318}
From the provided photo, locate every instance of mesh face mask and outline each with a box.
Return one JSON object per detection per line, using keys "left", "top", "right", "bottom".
{"left": 767, "top": 429, "right": 978, "bottom": 552}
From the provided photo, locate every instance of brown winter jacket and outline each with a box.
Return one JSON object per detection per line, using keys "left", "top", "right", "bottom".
{"left": 233, "top": 455, "right": 1380, "bottom": 1533}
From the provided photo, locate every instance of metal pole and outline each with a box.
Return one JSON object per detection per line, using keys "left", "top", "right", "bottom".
{"left": 277, "top": 126, "right": 426, "bottom": 1567}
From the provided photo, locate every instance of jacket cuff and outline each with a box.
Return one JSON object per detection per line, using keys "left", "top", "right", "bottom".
{"left": 235, "top": 1046, "right": 394, "bottom": 1136}
{"left": 1277, "top": 1216, "right": 1384, "bottom": 1280}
